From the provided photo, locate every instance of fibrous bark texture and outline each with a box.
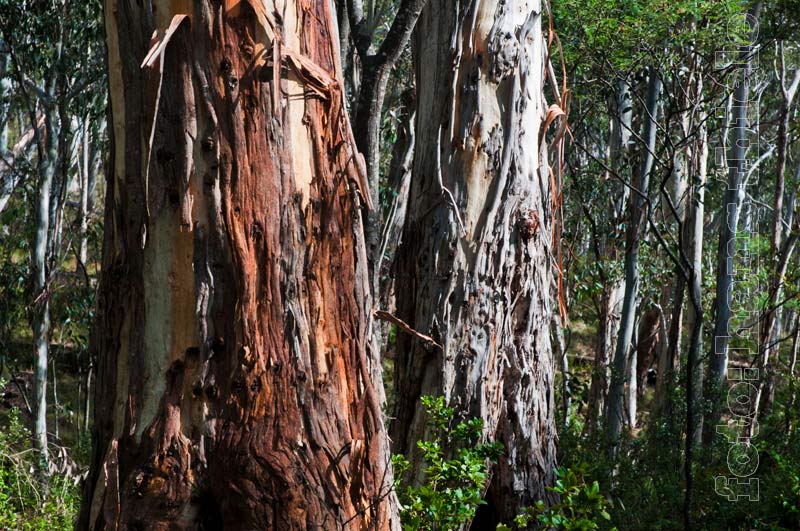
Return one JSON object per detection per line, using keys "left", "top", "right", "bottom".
{"left": 392, "top": 0, "right": 557, "bottom": 522}
{"left": 79, "top": 1, "right": 395, "bottom": 529}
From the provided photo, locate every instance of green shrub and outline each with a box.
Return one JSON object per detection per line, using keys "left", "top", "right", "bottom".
{"left": 0, "top": 406, "right": 80, "bottom": 531}
{"left": 499, "top": 465, "right": 616, "bottom": 531}
{"left": 394, "top": 395, "right": 503, "bottom": 531}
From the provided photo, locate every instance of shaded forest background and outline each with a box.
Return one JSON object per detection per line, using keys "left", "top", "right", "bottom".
{"left": 1, "top": 0, "right": 800, "bottom": 529}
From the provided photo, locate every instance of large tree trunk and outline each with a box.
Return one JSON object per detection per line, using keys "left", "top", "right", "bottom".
{"left": 78, "top": 2, "right": 396, "bottom": 529}
{"left": 391, "top": 0, "right": 557, "bottom": 523}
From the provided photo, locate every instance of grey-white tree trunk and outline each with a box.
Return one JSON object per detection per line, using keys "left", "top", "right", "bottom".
{"left": 605, "top": 68, "right": 661, "bottom": 449}
{"left": 78, "top": 116, "right": 92, "bottom": 268}
{"left": 31, "top": 112, "right": 58, "bottom": 467}
{"left": 585, "top": 80, "right": 630, "bottom": 435}
{"left": 706, "top": 12, "right": 759, "bottom": 432}
{"left": 392, "top": 0, "right": 557, "bottom": 522}
{"left": 686, "top": 94, "right": 707, "bottom": 448}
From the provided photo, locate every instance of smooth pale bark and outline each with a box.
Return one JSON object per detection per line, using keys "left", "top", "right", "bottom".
{"left": 336, "top": 0, "right": 350, "bottom": 76}
{"left": 31, "top": 118, "right": 56, "bottom": 467}
{"left": 26, "top": 57, "right": 67, "bottom": 467}
{"left": 683, "top": 93, "right": 707, "bottom": 528}
{"left": 653, "top": 90, "right": 690, "bottom": 415}
{"left": 78, "top": 118, "right": 90, "bottom": 265}
{"left": 50, "top": 97, "right": 72, "bottom": 260}
{"left": 706, "top": 3, "right": 761, "bottom": 434}
{"left": 686, "top": 112, "right": 707, "bottom": 447}
{"left": 605, "top": 68, "right": 662, "bottom": 449}
{"left": 78, "top": 1, "right": 396, "bottom": 529}
{"left": 16, "top": 19, "right": 71, "bottom": 471}
{"left": 585, "top": 81, "right": 630, "bottom": 435}
{"left": 610, "top": 80, "right": 633, "bottom": 217}
{"left": 392, "top": 0, "right": 557, "bottom": 522}
{"left": 77, "top": 116, "right": 101, "bottom": 269}
{"left": 768, "top": 47, "right": 800, "bottom": 259}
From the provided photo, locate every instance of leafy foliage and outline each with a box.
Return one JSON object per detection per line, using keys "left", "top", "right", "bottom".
{"left": 394, "top": 396, "right": 503, "bottom": 531}
{"left": 553, "top": 0, "right": 749, "bottom": 74}
{"left": 553, "top": 398, "right": 800, "bottom": 531}
{"left": 498, "top": 466, "right": 615, "bottom": 531}
{"left": 0, "top": 0, "right": 106, "bottom": 118}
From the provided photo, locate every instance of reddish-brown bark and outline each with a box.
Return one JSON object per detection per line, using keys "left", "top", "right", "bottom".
{"left": 78, "top": 1, "right": 394, "bottom": 529}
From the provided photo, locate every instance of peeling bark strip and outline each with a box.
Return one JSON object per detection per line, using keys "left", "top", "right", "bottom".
{"left": 392, "top": 0, "right": 557, "bottom": 523}
{"left": 79, "top": 1, "right": 395, "bottom": 529}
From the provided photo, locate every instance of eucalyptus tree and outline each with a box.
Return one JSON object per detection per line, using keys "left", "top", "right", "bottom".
{"left": 706, "top": 2, "right": 763, "bottom": 437}
{"left": 604, "top": 66, "right": 662, "bottom": 448}
{"left": 76, "top": 116, "right": 105, "bottom": 272}
{"left": 391, "top": 0, "right": 563, "bottom": 522}
{"left": 582, "top": 81, "right": 631, "bottom": 436}
{"left": 552, "top": 0, "right": 755, "bottom": 456}
{"left": 78, "top": 1, "right": 396, "bottom": 528}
